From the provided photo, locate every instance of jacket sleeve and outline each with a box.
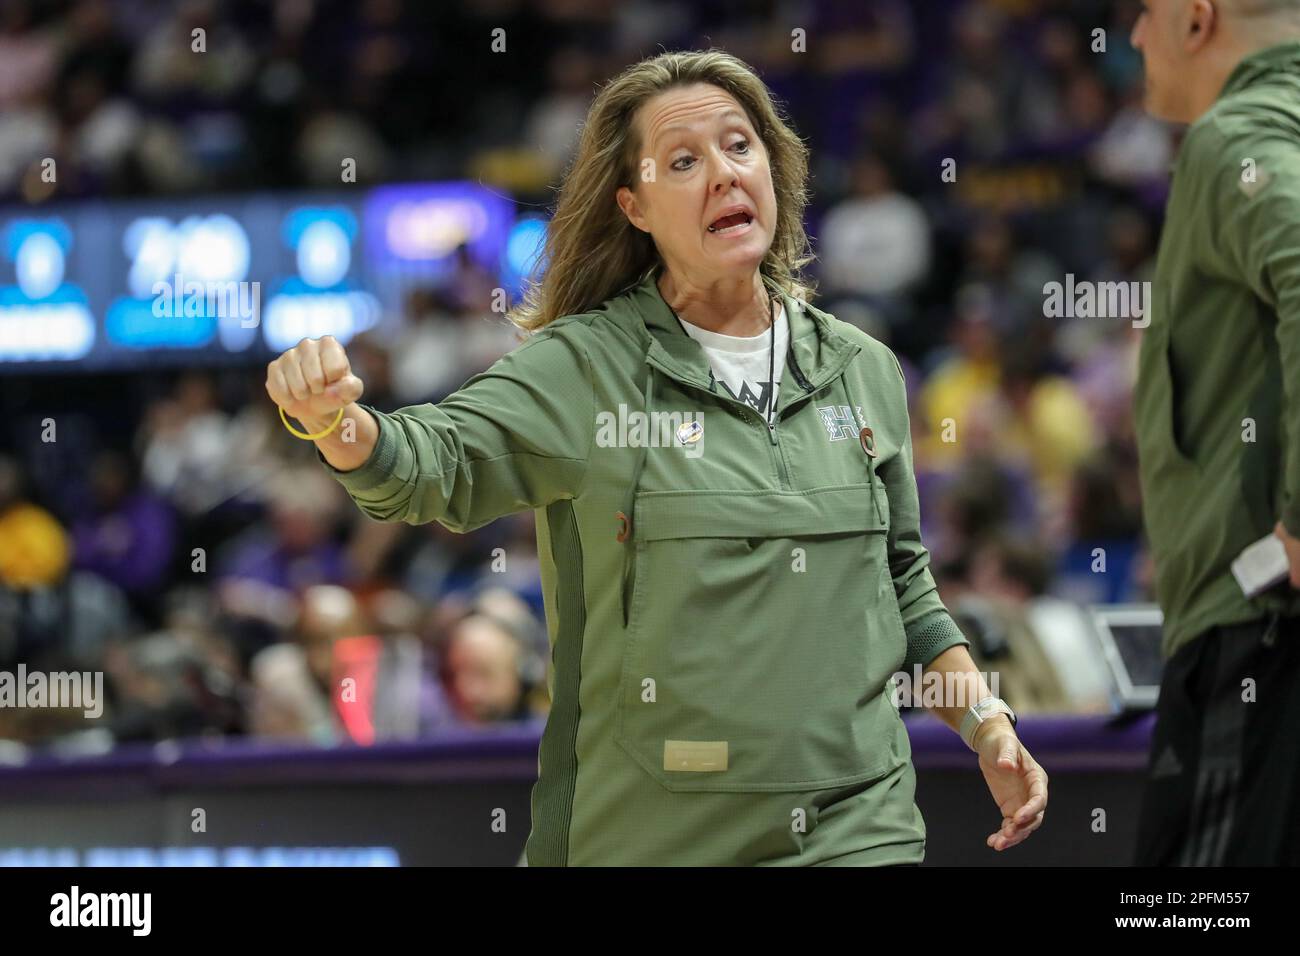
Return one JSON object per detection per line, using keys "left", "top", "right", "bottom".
{"left": 318, "top": 324, "right": 595, "bottom": 532}
{"left": 878, "top": 350, "right": 971, "bottom": 669}
{"left": 1199, "top": 115, "right": 1300, "bottom": 535}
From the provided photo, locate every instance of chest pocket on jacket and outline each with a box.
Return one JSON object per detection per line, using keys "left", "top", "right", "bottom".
{"left": 614, "top": 484, "right": 907, "bottom": 793}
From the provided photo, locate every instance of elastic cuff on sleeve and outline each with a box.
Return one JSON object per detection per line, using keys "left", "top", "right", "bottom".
{"left": 903, "top": 611, "right": 970, "bottom": 669}
{"left": 315, "top": 404, "right": 397, "bottom": 492}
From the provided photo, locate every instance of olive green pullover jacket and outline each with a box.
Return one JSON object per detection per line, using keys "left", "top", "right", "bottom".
{"left": 321, "top": 267, "right": 970, "bottom": 864}
{"left": 1135, "top": 42, "right": 1300, "bottom": 658}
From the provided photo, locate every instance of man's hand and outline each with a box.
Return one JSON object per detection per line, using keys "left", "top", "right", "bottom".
{"left": 974, "top": 718, "right": 1049, "bottom": 851}
{"left": 265, "top": 334, "right": 365, "bottom": 429}
{"left": 1274, "top": 521, "right": 1300, "bottom": 589}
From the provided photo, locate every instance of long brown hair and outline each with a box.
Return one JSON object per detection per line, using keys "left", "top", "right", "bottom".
{"left": 508, "top": 49, "right": 815, "bottom": 332}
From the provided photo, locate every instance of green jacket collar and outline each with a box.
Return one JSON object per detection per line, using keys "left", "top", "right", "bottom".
{"left": 1219, "top": 40, "right": 1300, "bottom": 99}
{"left": 626, "top": 266, "right": 860, "bottom": 392}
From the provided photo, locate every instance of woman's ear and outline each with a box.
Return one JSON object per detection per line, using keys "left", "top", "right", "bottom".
{"left": 616, "top": 185, "right": 650, "bottom": 234}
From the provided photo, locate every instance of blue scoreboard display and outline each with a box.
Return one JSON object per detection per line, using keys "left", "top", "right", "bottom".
{"left": 0, "top": 182, "right": 544, "bottom": 373}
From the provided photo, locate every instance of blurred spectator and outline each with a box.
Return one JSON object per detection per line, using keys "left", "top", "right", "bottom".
{"left": 296, "top": 94, "right": 392, "bottom": 185}
{"left": 917, "top": 285, "right": 1002, "bottom": 463}
{"left": 1053, "top": 447, "right": 1145, "bottom": 606}
{"left": 131, "top": 0, "right": 255, "bottom": 103}
{"left": 926, "top": 453, "right": 1038, "bottom": 564}
{"left": 436, "top": 593, "right": 547, "bottom": 727}
{"left": 1089, "top": 83, "right": 1175, "bottom": 190}
{"left": 0, "top": 457, "right": 69, "bottom": 594}
{"left": 818, "top": 151, "right": 931, "bottom": 305}
{"left": 138, "top": 372, "right": 238, "bottom": 516}
{"left": 102, "top": 630, "right": 242, "bottom": 742}
{"left": 957, "top": 217, "right": 1061, "bottom": 336}
{"left": 522, "top": 47, "right": 597, "bottom": 183}
{"left": 389, "top": 287, "right": 464, "bottom": 402}
{"left": 216, "top": 467, "right": 352, "bottom": 594}
{"left": 941, "top": 534, "right": 1076, "bottom": 715}
{"left": 248, "top": 642, "right": 335, "bottom": 743}
{"left": 249, "top": 584, "right": 364, "bottom": 744}
{"left": 69, "top": 450, "right": 176, "bottom": 614}
{"left": 995, "top": 337, "right": 1099, "bottom": 505}
{"left": 56, "top": 62, "right": 142, "bottom": 191}
{"left": 0, "top": 2, "right": 58, "bottom": 112}
{"left": 389, "top": 261, "right": 524, "bottom": 404}
{"left": 0, "top": 456, "right": 137, "bottom": 672}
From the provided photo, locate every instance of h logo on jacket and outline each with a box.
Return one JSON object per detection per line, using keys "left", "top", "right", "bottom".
{"left": 817, "top": 404, "right": 862, "bottom": 442}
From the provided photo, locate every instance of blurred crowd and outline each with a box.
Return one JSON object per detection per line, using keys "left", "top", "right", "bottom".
{"left": 0, "top": 0, "right": 1169, "bottom": 748}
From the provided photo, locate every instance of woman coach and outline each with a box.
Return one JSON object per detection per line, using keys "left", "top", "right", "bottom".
{"left": 265, "top": 50, "right": 1048, "bottom": 866}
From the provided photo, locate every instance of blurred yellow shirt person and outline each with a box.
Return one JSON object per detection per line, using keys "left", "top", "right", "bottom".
{"left": 0, "top": 502, "right": 70, "bottom": 590}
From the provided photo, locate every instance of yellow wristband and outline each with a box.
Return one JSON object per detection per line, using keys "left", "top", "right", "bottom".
{"left": 280, "top": 405, "right": 345, "bottom": 441}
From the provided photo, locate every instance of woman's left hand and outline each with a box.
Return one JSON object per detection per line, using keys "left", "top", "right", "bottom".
{"left": 976, "top": 722, "right": 1048, "bottom": 851}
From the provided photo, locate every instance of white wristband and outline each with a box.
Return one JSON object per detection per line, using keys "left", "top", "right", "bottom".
{"left": 959, "top": 696, "right": 1017, "bottom": 751}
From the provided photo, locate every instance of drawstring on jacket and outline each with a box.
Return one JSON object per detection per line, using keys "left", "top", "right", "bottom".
{"left": 840, "top": 370, "right": 885, "bottom": 526}
{"left": 617, "top": 363, "right": 656, "bottom": 625}
{"left": 624, "top": 362, "right": 656, "bottom": 529}
{"left": 616, "top": 362, "right": 657, "bottom": 540}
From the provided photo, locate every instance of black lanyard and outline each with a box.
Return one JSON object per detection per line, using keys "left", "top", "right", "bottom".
{"left": 672, "top": 295, "right": 778, "bottom": 427}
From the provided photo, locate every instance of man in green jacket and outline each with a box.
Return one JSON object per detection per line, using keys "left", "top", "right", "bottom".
{"left": 1130, "top": 1, "right": 1300, "bottom": 864}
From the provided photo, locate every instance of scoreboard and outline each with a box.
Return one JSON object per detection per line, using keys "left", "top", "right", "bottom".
{"left": 0, "top": 182, "right": 544, "bottom": 373}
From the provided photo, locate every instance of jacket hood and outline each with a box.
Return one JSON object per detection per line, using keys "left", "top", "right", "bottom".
{"left": 616, "top": 266, "right": 861, "bottom": 392}
{"left": 1218, "top": 40, "right": 1300, "bottom": 100}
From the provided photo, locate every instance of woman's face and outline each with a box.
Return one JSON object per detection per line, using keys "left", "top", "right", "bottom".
{"left": 617, "top": 83, "right": 776, "bottom": 284}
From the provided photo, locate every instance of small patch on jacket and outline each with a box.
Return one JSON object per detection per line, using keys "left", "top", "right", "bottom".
{"left": 676, "top": 420, "right": 703, "bottom": 445}
{"left": 664, "top": 740, "right": 728, "bottom": 772}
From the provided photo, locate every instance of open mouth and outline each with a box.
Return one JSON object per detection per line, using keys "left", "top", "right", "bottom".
{"left": 707, "top": 211, "right": 754, "bottom": 234}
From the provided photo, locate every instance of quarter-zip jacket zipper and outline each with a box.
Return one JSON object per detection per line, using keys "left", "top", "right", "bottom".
{"left": 761, "top": 348, "right": 816, "bottom": 490}
{"left": 640, "top": 328, "right": 879, "bottom": 504}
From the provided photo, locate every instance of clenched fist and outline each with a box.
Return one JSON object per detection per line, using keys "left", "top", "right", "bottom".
{"left": 265, "top": 335, "right": 365, "bottom": 427}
